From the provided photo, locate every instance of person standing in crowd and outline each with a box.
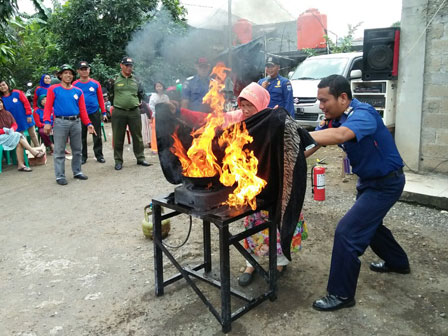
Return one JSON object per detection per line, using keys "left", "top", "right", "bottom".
{"left": 33, "top": 74, "right": 51, "bottom": 110}
{"left": 73, "top": 61, "right": 107, "bottom": 164}
{"left": 149, "top": 82, "right": 170, "bottom": 115}
{"left": 33, "top": 94, "right": 54, "bottom": 153}
{"left": 108, "top": 56, "right": 150, "bottom": 170}
{"left": 309, "top": 75, "right": 409, "bottom": 312}
{"left": 181, "top": 57, "right": 211, "bottom": 112}
{"left": 0, "top": 97, "right": 45, "bottom": 172}
{"left": 258, "top": 55, "right": 294, "bottom": 116}
{"left": 0, "top": 79, "right": 40, "bottom": 147}
{"left": 43, "top": 64, "right": 95, "bottom": 186}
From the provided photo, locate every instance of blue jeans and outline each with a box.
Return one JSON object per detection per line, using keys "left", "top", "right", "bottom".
{"left": 53, "top": 118, "right": 82, "bottom": 179}
{"left": 327, "top": 172, "right": 408, "bottom": 298}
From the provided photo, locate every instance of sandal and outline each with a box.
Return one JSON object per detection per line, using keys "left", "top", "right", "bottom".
{"left": 34, "top": 151, "right": 45, "bottom": 158}
{"left": 18, "top": 166, "right": 32, "bottom": 172}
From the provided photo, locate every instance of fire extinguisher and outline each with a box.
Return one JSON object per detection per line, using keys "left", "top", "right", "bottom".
{"left": 311, "top": 164, "right": 326, "bottom": 201}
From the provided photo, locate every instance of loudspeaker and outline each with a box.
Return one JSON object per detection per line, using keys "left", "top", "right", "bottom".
{"left": 362, "top": 27, "right": 400, "bottom": 81}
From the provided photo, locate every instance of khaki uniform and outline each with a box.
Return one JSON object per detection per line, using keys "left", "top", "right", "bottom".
{"left": 109, "top": 73, "right": 145, "bottom": 164}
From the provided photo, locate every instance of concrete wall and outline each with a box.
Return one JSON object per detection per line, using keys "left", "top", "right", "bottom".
{"left": 396, "top": 0, "right": 448, "bottom": 174}
{"left": 421, "top": 0, "right": 448, "bottom": 173}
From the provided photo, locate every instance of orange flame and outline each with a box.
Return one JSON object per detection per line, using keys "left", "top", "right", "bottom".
{"left": 219, "top": 122, "right": 267, "bottom": 210}
{"left": 171, "top": 62, "right": 267, "bottom": 209}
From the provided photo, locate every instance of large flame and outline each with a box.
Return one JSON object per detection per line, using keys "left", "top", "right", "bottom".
{"left": 171, "top": 62, "right": 267, "bottom": 209}
{"left": 219, "top": 122, "right": 267, "bottom": 210}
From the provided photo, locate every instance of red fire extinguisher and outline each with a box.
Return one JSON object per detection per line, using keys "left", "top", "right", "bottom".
{"left": 311, "top": 164, "right": 326, "bottom": 201}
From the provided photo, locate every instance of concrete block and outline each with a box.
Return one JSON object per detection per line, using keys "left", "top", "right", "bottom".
{"left": 436, "top": 130, "right": 448, "bottom": 144}
{"left": 423, "top": 113, "right": 448, "bottom": 128}
{"left": 421, "top": 158, "right": 448, "bottom": 174}
{"left": 423, "top": 98, "right": 441, "bottom": 113}
{"left": 428, "top": 23, "right": 444, "bottom": 39}
{"left": 429, "top": 72, "right": 448, "bottom": 85}
{"left": 427, "top": 85, "right": 448, "bottom": 97}
{"left": 421, "top": 143, "right": 448, "bottom": 157}
{"left": 421, "top": 128, "right": 437, "bottom": 143}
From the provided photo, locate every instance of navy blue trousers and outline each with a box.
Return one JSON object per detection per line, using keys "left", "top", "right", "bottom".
{"left": 327, "top": 172, "right": 408, "bottom": 299}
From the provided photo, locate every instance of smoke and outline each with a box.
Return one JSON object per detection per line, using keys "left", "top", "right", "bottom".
{"left": 126, "top": 10, "right": 224, "bottom": 91}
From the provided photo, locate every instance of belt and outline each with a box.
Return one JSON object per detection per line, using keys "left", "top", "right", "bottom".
{"left": 378, "top": 167, "right": 404, "bottom": 181}
{"left": 114, "top": 106, "right": 139, "bottom": 111}
{"left": 56, "top": 115, "right": 79, "bottom": 120}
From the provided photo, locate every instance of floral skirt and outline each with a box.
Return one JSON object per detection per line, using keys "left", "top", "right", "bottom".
{"left": 243, "top": 211, "right": 308, "bottom": 257}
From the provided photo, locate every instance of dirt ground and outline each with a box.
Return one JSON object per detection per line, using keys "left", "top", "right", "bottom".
{"left": 1, "top": 122, "right": 447, "bottom": 336}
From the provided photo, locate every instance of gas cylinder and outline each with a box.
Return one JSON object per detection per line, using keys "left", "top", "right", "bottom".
{"left": 311, "top": 165, "right": 326, "bottom": 201}
{"left": 142, "top": 204, "right": 170, "bottom": 239}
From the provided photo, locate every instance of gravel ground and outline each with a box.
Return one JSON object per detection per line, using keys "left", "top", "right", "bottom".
{"left": 0, "top": 122, "right": 447, "bottom": 335}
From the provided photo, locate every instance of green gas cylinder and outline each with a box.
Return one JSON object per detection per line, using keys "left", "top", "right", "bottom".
{"left": 142, "top": 204, "right": 171, "bottom": 239}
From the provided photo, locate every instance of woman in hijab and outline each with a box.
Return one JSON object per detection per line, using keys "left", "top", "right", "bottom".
{"left": 0, "top": 97, "right": 44, "bottom": 172}
{"left": 33, "top": 74, "right": 52, "bottom": 110}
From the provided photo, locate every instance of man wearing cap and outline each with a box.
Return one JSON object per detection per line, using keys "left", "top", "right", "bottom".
{"left": 258, "top": 56, "right": 294, "bottom": 116}
{"left": 108, "top": 56, "right": 150, "bottom": 170}
{"left": 44, "top": 64, "right": 96, "bottom": 185}
{"left": 73, "top": 61, "right": 107, "bottom": 164}
{"left": 181, "top": 57, "right": 211, "bottom": 112}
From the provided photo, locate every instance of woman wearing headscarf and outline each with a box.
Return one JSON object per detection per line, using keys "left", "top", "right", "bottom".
{"left": 33, "top": 74, "right": 52, "bottom": 110}
{"left": 0, "top": 97, "right": 44, "bottom": 172}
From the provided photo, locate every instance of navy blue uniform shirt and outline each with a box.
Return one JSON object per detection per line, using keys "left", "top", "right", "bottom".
{"left": 317, "top": 98, "right": 403, "bottom": 179}
{"left": 258, "top": 75, "right": 294, "bottom": 116}
{"left": 182, "top": 75, "right": 210, "bottom": 112}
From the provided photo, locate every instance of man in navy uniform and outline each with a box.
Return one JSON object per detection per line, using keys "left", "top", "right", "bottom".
{"left": 181, "top": 57, "right": 211, "bottom": 112}
{"left": 258, "top": 55, "right": 294, "bottom": 116}
{"left": 309, "top": 75, "right": 409, "bottom": 311}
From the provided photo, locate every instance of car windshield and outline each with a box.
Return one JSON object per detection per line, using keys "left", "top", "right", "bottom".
{"left": 290, "top": 57, "right": 348, "bottom": 80}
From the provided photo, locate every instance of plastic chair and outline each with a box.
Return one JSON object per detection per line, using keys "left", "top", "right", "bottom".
{"left": 0, "top": 144, "right": 30, "bottom": 173}
{"left": 23, "top": 129, "right": 31, "bottom": 143}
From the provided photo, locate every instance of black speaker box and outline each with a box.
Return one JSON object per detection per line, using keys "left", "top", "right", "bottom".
{"left": 362, "top": 27, "right": 400, "bottom": 81}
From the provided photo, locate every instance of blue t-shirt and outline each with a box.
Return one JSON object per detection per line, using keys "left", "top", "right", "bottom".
{"left": 73, "top": 79, "right": 105, "bottom": 115}
{"left": 2, "top": 90, "right": 34, "bottom": 132}
{"left": 182, "top": 75, "right": 210, "bottom": 112}
{"left": 318, "top": 98, "right": 403, "bottom": 179}
{"left": 257, "top": 75, "right": 294, "bottom": 116}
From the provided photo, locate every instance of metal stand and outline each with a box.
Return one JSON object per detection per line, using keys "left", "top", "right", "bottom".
{"left": 152, "top": 194, "right": 277, "bottom": 333}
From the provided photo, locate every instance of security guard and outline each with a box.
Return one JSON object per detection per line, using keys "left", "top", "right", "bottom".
{"left": 257, "top": 55, "right": 294, "bottom": 116}
{"left": 181, "top": 57, "right": 211, "bottom": 112}
{"left": 309, "top": 75, "right": 409, "bottom": 312}
{"left": 109, "top": 56, "right": 150, "bottom": 170}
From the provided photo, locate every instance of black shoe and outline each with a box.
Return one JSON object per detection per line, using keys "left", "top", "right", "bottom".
{"left": 276, "top": 265, "right": 287, "bottom": 278}
{"left": 115, "top": 163, "right": 123, "bottom": 170}
{"left": 312, "top": 294, "right": 356, "bottom": 311}
{"left": 369, "top": 261, "right": 410, "bottom": 274}
{"left": 56, "top": 178, "right": 68, "bottom": 186}
{"left": 74, "top": 173, "right": 88, "bottom": 180}
{"left": 81, "top": 158, "right": 87, "bottom": 165}
{"left": 137, "top": 160, "right": 151, "bottom": 167}
{"left": 97, "top": 157, "right": 106, "bottom": 163}
{"left": 238, "top": 271, "right": 255, "bottom": 287}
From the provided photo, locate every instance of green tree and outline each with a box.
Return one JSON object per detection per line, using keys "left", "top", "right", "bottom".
{"left": 47, "top": 0, "right": 186, "bottom": 68}
{"left": 324, "top": 22, "right": 362, "bottom": 54}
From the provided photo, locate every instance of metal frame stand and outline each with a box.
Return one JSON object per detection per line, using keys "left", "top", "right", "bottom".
{"left": 152, "top": 195, "right": 277, "bottom": 333}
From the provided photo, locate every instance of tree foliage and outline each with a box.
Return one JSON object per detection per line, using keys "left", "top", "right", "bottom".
{"left": 2, "top": 0, "right": 186, "bottom": 91}
{"left": 324, "top": 22, "right": 362, "bottom": 54}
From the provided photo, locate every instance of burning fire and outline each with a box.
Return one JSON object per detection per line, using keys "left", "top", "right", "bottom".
{"left": 219, "top": 122, "right": 267, "bottom": 210}
{"left": 171, "top": 62, "right": 266, "bottom": 209}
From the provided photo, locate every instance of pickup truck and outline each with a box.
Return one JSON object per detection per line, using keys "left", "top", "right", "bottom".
{"left": 290, "top": 52, "right": 363, "bottom": 128}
